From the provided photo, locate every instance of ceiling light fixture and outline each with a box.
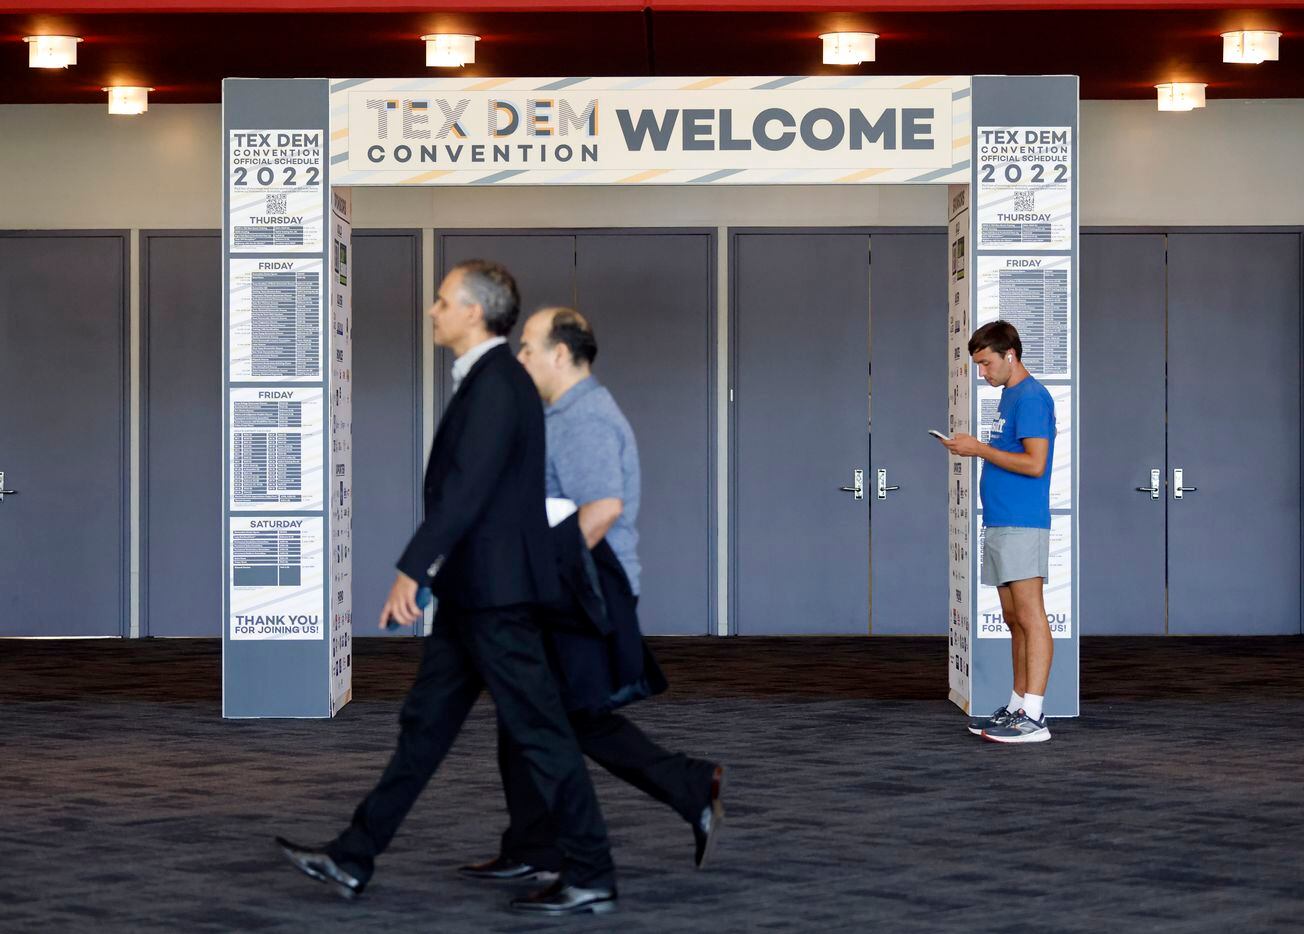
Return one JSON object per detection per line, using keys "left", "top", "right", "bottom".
{"left": 1222, "top": 30, "right": 1282, "bottom": 64}
{"left": 24, "top": 35, "right": 82, "bottom": 69}
{"left": 104, "top": 86, "right": 152, "bottom": 115}
{"left": 422, "top": 34, "right": 479, "bottom": 68}
{"left": 820, "top": 32, "right": 877, "bottom": 66}
{"left": 1155, "top": 82, "right": 1207, "bottom": 112}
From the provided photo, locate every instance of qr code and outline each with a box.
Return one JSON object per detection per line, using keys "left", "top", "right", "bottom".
{"left": 266, "top": 194, "right": 288, "bottom": 215}
{"left": 1013, "top": 190, "right": 1036, "bottom": 212}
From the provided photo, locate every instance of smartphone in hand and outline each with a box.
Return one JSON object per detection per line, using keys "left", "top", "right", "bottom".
{"left": 386, "top": 585, "right": 433, "bottom": 630}
{"left": 928, "top": 429, "right": 951, "bottom": 442}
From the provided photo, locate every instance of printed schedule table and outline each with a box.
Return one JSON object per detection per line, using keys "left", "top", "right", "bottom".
{"left": 232, "top": 527, "right": 302, "bottom": 587}
{"left": 995, "top": 267, "right": 1069, "bottom": 376}
{"left": 981, "top": 222, "right": 1053, "bottom": 245}
{"left": 232, "top": 398, "right": 306, "bottom": 505}
{"left": 234, "top": 399, "right": 303, "bottom": 429}
{"left": 234, "top": 223, "right": 310, "bottom": 249}
{"left": 251, "top": 270, "right": 321, "bottom": 378}
{"left": 232, "top": 433, "right": 303, "bottom": 504}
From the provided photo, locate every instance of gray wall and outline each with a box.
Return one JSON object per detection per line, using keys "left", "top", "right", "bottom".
{"left": 3, "top": 97, "right": 1301, "bottom": 639}
{"left": 2, "top": 100, "right": 1302, "bottom": 230}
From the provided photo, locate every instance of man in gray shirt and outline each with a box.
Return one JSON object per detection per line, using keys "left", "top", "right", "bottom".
{"left": 456, "top": 306, "right": 727, "bottom": 883}
{"left": 544, "top": 353, "right": 642, "bottom": 594}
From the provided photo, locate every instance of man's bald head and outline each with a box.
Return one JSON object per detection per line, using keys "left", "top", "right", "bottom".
{"left": 537, "top": 306, "right": 598, "bottom": 368}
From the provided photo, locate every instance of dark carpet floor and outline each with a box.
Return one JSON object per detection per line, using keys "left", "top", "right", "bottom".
{"left": 2, "top": 636, "right": 1302, "bottom": 933}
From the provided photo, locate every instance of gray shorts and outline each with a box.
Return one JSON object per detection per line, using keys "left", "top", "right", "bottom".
{"left": 981, "top": 526, "right": 1050, "bottom": 587}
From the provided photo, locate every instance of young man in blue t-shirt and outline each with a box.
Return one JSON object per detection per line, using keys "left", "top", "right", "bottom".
{"left": 939, "top": 321, "right": 1057, "bottom": 744}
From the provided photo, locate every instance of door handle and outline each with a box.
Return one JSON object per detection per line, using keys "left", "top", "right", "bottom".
{"left": 839, "top": 468, "right": 864, "bottom": 501}
{"left": 1135, "top": 468, "right": 1161, "bottom": 500}
{"left": 0, "top": 471, "right": 15, "bottom": 503}
{"left": 1173, "top": 468, "right": 1198, "bottom": 500}
{"left": 877, "top": 468, "right": 900, "bottom": 500}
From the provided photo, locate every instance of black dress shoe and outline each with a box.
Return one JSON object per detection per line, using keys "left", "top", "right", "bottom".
{"left": 692, "top": 764, "right": 727, "bottom": 869}
{"left": 509, "top": 878, "right": 617, "bottom": 915}
{"left": 457, "top": 855, "right": 559, "bottom": 882}
{"left": 275, "top": 836, "right": 365, "bottom": 900}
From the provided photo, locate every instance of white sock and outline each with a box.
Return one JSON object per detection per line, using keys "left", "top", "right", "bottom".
{"left": 1022, "top": 693, "right": 1044, "bottom": 721}
{"left": 1008, "top": 690, "right": 1024, "bottom": 713}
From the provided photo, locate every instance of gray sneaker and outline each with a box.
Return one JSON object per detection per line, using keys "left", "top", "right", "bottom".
{"left": 982, "top": 711, "right": 1051, "bottom": 744}
{"left": 967, "top": 705, "right": 1013, "bottom": 736}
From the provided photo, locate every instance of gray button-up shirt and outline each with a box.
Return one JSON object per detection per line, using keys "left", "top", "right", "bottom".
{"left": 545, "top": 376, "right": 642, "bottom": 595}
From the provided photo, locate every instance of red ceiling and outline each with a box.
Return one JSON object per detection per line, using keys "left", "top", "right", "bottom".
{"left": 4, "top": 1, "right": 1303, "bottom": 10}
{"left": 2, "top": 6, "right": 1302, "bottom": 103}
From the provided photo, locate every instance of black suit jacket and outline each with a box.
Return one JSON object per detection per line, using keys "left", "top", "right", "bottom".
{"left": 397, "top": 343, "right": 559, "bottom": 610}
{"left": 545, "top": 528, "right": 669, "bottom": 717}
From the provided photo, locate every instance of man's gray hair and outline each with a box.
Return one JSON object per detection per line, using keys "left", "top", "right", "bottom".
{"left": 452, "top": 259, "right": 520, "bottom": 337}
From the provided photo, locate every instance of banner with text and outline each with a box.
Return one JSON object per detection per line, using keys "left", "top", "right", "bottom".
{"left": 328, "top": 188, "right": 354, "bottom": 716}
{"left": 959, "top": 78, "right": 1079, "bottom": 718}
{"left": 947, "top": 183, "right": 973, "bottom": 711}
{"left": 222, "top": 78, "right": 344, "bottom": 718}
{"left": 328, "top": 76, "right": 971, "bottom": 186}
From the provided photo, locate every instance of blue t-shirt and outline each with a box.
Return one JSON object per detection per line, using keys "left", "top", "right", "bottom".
{"left": 545, "top": 377, "right": 642, "bottom": 595}
{"left": 979, "top": 375, "right": 1056, "bottom": 529}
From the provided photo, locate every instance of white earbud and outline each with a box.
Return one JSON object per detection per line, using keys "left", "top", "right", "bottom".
{"left": 1006, "top": 354, "right": 1013, "bottom": 363}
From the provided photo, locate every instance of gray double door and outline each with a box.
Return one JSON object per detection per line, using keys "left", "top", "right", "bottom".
{"left": 1081, "top": 231, "right": 1302, "bottom": 635}
{"left": 732, "top": 230, "right": 949, "bottom": 635}
{"left": 0, "top": 233, "right": 129, "bottom": 636}
{"left": 439, "top": 230, "right": 715, "bottom": 636}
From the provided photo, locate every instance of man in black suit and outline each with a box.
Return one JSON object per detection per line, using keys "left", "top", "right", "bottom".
{"left": 277, "top": 261, "right": 617, "bottom": 916}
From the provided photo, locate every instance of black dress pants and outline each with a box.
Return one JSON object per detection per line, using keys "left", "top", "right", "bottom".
{"left": 497, "top": 709, "right": 715, "bottom": 871}
{"left": 326, "top": 602, "right": 614, "bottom": 887}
